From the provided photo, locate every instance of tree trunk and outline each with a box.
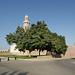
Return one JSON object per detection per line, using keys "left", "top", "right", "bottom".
{"left": 39, "top": 49, "right": 41, "bottom": 56}
{"left": 51, "top": 51, "right": 52, "bottom": 55}
{"left": 20, "top": 51, "right": 21, "bottom": 54}
{"left": 29, "top": 50, "right": 31, "bottom": 57}
{"left": 46, "top": 50, "right": 48, "bottom": 55}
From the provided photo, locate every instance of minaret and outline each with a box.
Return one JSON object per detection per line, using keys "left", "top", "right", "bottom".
{"left": 23, "top": 14, "right": 30, "bottom": 31}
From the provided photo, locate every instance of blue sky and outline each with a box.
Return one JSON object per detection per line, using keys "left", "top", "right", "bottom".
{"left": 0, "top": 0, "right": 75, "bottom": 49}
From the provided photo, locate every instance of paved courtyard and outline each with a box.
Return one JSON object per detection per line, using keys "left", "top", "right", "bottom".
{"left": 0, "top": 58, "right": 75, "bottom": 75}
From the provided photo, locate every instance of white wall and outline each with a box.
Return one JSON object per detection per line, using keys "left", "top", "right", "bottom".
{"left": 10, "top": 44, "right": 19, "bottom": 52}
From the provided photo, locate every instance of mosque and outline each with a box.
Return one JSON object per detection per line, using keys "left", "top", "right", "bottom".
{"left": 10, "top": 15, "right": 46, "bottom": 55}
{"left": 9, "top": 15, "right": 75, "bottom": 58}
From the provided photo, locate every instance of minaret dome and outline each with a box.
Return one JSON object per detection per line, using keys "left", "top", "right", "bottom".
{"left": 25, "top": 14, "right": 28, "bottom": 21}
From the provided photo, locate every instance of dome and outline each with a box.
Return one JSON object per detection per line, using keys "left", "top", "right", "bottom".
{"left": 25, "top": 14, "right": 28, "bottom": 18}
{"left": 25, "top": 14, "right": 28, "bottom": 21}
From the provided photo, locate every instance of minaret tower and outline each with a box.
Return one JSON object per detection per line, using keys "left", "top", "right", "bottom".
{"left": 23, "top": 14, "right": 30, "bottom": 31}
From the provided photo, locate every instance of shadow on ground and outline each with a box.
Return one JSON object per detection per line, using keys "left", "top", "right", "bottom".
{"left": 0, "top": 70, "right": 28, "bottom": 75}
{"left": 71, "top": 58, "right": 75, "bottom": 60}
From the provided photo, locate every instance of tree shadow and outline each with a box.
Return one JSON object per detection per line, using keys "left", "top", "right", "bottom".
{"left": 51, "top": 54, "right": 62, "bottom": 58}
{"left": 0, "top": 70, "right": 29, "bottom": 75}
{"left": 71, "top": 58, "right": 75, "bottom": 60}
{"left": 46, "top": 51, "right": 62, "bottom": 58}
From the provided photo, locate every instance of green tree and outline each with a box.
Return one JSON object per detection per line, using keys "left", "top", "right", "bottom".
{"left": 6, "top": 21, "right": 67, "bottom": 57}
{"left": 28, "top": 21, "right": 52, "bottom": 56}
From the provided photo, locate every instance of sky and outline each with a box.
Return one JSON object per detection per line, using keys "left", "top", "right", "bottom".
{"left": 0, "top": 0, "right": 75, "bottom": 49}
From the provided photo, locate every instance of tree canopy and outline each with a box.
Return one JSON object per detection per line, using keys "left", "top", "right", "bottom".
{"left": 6, "top": 21, "right": 67, "bottom": 56}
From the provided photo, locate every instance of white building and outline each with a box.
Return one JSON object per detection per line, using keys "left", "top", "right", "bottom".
{"left": 10, "top": 44, "right": 19, "bottom": 52}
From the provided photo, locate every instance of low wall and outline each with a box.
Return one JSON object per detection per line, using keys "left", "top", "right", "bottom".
{"left": 10, "top": 50, "right": 47, "bottom": 56}
{"left": 63, "top": 46, "right": 75, "bottom": 58}
{"left": 3, "top": 46, "right": 75, "bottom": 58}
{"left": 0, "top": 50, "right": 10, "bottom": 53}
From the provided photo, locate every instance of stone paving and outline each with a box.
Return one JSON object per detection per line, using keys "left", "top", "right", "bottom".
{"left": 0, "top": 58, "right": 75, "bottom": 75}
